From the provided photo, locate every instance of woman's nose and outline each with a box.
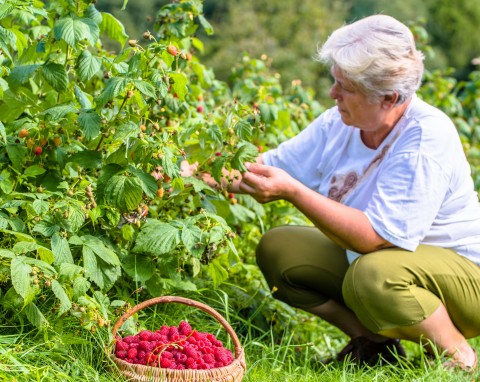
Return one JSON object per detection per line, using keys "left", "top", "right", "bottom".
{"left": 329, "top": 83, "right": 339, "bottom": 100}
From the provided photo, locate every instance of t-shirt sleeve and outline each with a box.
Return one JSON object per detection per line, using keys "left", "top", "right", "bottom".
{"left": 262, "top": 110, "right": 332, "bottom": 184}
{"left": 364, "top": 150, "right": 450, "bottom": 251}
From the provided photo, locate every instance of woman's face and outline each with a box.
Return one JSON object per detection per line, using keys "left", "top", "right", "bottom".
{"left": 329, "top": 66, "right": 382, "bottom": 131}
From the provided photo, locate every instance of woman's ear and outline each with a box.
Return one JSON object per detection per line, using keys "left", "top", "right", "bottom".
{"left": 381, "top": 92, "right": 399, "bottom": 109}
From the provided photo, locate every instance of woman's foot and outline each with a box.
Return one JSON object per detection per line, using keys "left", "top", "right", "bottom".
{"left": 324, "top": 336, "right": 406, "bottom": 366}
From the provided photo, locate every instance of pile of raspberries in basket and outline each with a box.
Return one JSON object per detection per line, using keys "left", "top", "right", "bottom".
{"left": 114, "top": 320, "right": 234, "bottom": 370}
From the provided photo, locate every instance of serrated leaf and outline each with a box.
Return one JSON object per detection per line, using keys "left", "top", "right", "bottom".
{"left": 104, "top": 173, "right": 143, "bottom": 211}
{"left": 128, "top": 166, "right": 157, "bottom": 198}
{"left": 133, "top": 79, "right": 157, "bottom": 99}
{"left": 122, "top": 254, "right": 155, "bottom": 282}
{"left": 0, "top": 4, "right": 14, "bottom": 20}
{"left": 67, "top": 150, "right": 102, "bottom": 168}
{"left": 66, "top": 202, "right": 85, "bottom": 233}
{"left": 207, "top": 256, "right": 229, "bottom": 288}
{"left": 78, "top": 111, "right": 101, "bottom": 140}
{"left": 24, "top": 302, "right": 48, "bottom": 329}
{"left": 42, "top": 62, "right": 68, "bottom": 92}
{"left": 23, "top": 165, "right": 46, "bottom": 177}
{"left": 59, "top": 263, "right": 83, "bottom": 279}
{"left": 198, "top": 15, "right": 214, "bottom": 35}
{"left": 81, "top": 235, "right": 120, "bottom": 266}
{"left": 95, "top": 77, "right": 128, "bottom": 107}
{"left": 12, "top": 241, "right": 39, "bottom": 254}
{"left": 74, "top": 85, "right": 92, "bottom": 109}
{"left": 51, "top": 280, "right": 72, "bottom": 315}
{"left": 169, "top": 72, "right": 188, "bottom": 101}
{"left": 206, "top": 124, "right": 222, "bottom": 144}
{"left": 37, "top": 246, "right": 54, "bottom": 264}
{"left": 234, "top": 119, "right": 252, "bottom": 140}
{"left": 76, "top": 50, "right": 102, "bottom": 82}
{"left": 181, "top": 222, "right": 204, "bottom": 256}
{"left": 73, "top": 277, "right": 91, "bottom": 298}
{"left": 7, "top": 64, "right": 40, "bottom": 88}
{"left": 51, "top": 233, "right": 74, "bottom": 265}
{"left": 100, "top": 12, "right": 127, "bottom": 47}
{"left": 53, "top": 17, "right": 91, "bottom": 47}
{"left": 211, "top": 156, "right": 226, "bottom": 184}
{"left": 11, "top": 256, "right": 35, "bottom": 304}
{"left": 133, "top": 220, "right": 181, "bottom": 255}
{"left": 38, "top": 103, "right": 77, "bottom": 120}
{"left": 11, "top": 28, "right": 28, "bottom": 56}
{"left": 231, "top": 142, "right": 259, "bottom": 172}
{"left": 32, "top": 199, "right": 49, "bottom": 215}
{"left": 6, "top": 144, "right": 27, "bottom": 170}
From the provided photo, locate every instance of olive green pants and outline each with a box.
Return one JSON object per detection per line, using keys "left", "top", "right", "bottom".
{"left": 256, "top": 225, "right": 480, "bottom": 337}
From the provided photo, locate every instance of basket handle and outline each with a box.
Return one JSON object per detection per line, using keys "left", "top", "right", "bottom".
{"left": 111, "top": 296, "right": 243, "bottom": 358}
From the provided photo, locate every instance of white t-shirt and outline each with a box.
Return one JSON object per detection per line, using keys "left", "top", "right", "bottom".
{"left": 262, "top": 95, "right": 480, "bottom": 265}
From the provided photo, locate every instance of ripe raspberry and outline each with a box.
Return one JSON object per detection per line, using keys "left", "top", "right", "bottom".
{"left": 150, "top": 332, "right": 162, "bottom": 341}
{"left": 186, "top": 357, "right": 196, "bottom": 368}
{"left": 139, "top": 330, "right": 152, "bottom": 341}
{"left": 115, "top": 350, "right": 127, "bottom": 359}
{"left": 115, "top": 340, "right": 128, "bottom": 351}
{"left": 160, "top": 358, "right": 172, "bottom": 368}
{"left": 203, "top": 353, "right": 215, "bottom": 364}
{"left": 161, "top": 351, "right": 173, "bottom": 359}
{"left": 178, "top": 321, "right": 192, "bottom": 335}
{"left": 168, "top": 326, "right": 179, "bottom": 338}
{"left": 139, "top": 340, "right": 153, "bottom": 352}
{"left": 127, "top": 348, "right": 138, "bottom": 359}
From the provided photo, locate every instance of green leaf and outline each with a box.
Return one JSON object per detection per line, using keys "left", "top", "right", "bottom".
{"left": 32, "top": 199, "right": 49, "bottom": 216}
{"left": 234, "top": 119, "right": 252, "bottom": 140}
{"left": 104, "top": 173, "right": 143, "bottom": 211}
{"left": 38, "top": 103, "right": 77, "bottom": 120}
{"left": 6, "top": 144, "right": 27, "bottom": 170}
{"left": 181, "top": 221, "right": 205, "bottom": 256}
{"left": 74, "top": 85, "right": 92, "bottom": 109}
{"left": 122, "top": 254, "right": 155, "bottom": 282}
{"left": 59, "top": 263, "right": 83, "bottom": 280}
{"left": 11, "top": 256, "right": 35, "bottom": 304}
{"left": 95, "top": 77, "right": 128, "bottom": 107}
{"left": 41, "top": 62, "right": 68, "bottom": 92}
{"left": 211, "top": 156, "right": 226, "bottom": 184}
{"left": 78, "top": 111, "right": 101, "bottom": 140}
{"left": 128, "top": 166, "right": 157, "bottom": 198}
{"left": 53, "top": 17, "right": 91, "bottom": 47}
{"left": 51, "top": 233, "right": 74, "bottom": 265}
{"left": 206, "top": 124, "right": 222, "bottom": 144}
{"left": 73, "top": 277, "right": 91, "bottom": 298}
{"left": 133, "top": 220, "right": 181, "bottom": 255}
{"left": 197, "top": 15, "right": 214, "bottom": 35}
{"left": 231, "top": 142, "right": 259, "bottom": 172}
{"left": 24, "top": 302, "right": 48, "bottom": 329}
{"left": 7, "top": 65, "right": 40, "bottom": 89}
{"left": 0, "top": 120, "right": 6, "bottom": 143}
{"left": 12, "top": 241, "right": 39, "bottom": 255}
{"left": 133, "top": 80, "right": 157, "bottom": 99}
{"left": 207, "top": 256, "right": 229, "bottom": 288}
{"left": 76, "top": 50, "right": 102, "bottom": 82}
{"left": 51, "top": 280, "right": 72, "bottom": 315}
{"left": 100, "top": 12, "right": 128, "bottom": 47}
{"left": 169, "top": 72, "right": 188, "bottom": 101}
{"left": 67, "top": 150, "right": 102, "bottom": 168}
{"left": 66, "top": 202, "right": 85, "bottom": 232}
{"left": 23, "top": 165, "right": 46, "bottom": 177}
{"left": 81, "top": 235, "right": 120, "bottom": 266}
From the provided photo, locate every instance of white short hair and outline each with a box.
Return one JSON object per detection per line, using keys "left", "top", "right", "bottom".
{"left": 317, "top": 15, "right": 424, "bottom": 104}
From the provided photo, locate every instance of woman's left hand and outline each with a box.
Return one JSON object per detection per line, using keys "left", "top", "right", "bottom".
{"left": 239, "top": 162, "right": 299, "bottom": 203}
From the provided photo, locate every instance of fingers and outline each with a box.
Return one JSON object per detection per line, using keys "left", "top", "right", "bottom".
{"left": 245, "top": 162, "right": 271, "bottom": 176}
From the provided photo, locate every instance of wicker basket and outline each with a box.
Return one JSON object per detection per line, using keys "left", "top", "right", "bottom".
{"left": 110, "top": 296, "right": 246, "bottom": 382}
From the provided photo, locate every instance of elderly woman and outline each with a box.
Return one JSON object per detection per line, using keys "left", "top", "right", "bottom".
{"left": 237, "top": 15, "right": 480, "bottom": 370}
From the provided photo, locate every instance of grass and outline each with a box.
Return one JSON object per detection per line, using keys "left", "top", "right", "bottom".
{"left": 0, "top": 299, "right": 478, "bottom": 382}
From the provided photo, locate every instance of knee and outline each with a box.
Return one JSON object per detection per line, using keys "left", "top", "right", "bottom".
{"left": 342, "top": 253, "right": 391, "bottom": 309}
{"left": 256, "top": 226, "right": 290, "bottom": 271}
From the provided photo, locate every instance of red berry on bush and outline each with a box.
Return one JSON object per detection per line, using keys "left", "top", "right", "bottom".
{"left": 34, "top": 146, "right": 43, "bottom": 156}
{"left": 19, "top": 128, "right": 29, "bottom": 138}
{"left": 166, "top": 44, "right": 178, "bottom": 56}
{"left": 196, "top": 105, "right": 203, "bottom": 113}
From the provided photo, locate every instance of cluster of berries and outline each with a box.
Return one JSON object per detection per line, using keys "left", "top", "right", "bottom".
{"left": 114, "top": 321, "right": 234, "bottom": 370}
